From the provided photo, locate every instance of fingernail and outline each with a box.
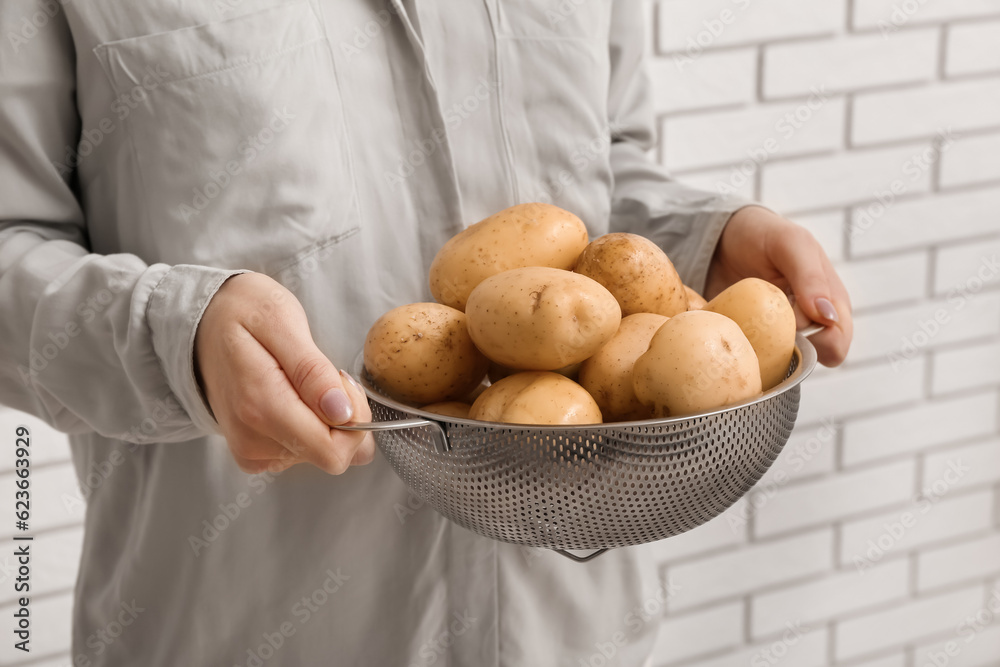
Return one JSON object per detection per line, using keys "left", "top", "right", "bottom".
{"left": 339, "top": 369, "right": 364, "bottom": 395}
{"left": 320, "top": 388, "right": 353, "bottom": 424}
{"left": 815, "top": 297, "right": 839, "bottom": 323}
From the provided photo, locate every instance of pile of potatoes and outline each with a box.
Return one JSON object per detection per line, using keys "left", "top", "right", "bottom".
{"left": 363, "top": 203, "right": 797, "bottom": 425}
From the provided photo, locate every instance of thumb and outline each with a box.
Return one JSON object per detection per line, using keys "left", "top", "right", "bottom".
{"left": 770, "top": 231, "right": 840, "bottom": 328}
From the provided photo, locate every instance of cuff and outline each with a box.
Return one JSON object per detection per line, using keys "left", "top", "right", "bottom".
{"left": 146, "top": 264, "right": 247, "bottom": 436}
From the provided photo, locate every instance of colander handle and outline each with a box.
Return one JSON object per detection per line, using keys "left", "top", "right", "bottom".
{"left": 554, "top": 548, "right": 607, "bottom": 563}
{"left": 799, "top": 322, "right": 826, "bottom": 337}
{"left": 333, "top": 419, "right": 450, "bottom": 453}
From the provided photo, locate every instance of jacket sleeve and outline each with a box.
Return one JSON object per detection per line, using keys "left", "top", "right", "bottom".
{"left": 606, "top": 0, "right": 753, "bottom": 292}
{"left": 0, "top": 4, "right": 242, "bottom": 442}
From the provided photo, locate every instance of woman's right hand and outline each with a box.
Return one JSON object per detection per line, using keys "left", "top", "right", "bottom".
{"left": 194, "top": 273, "right": 374, "bottom": 474}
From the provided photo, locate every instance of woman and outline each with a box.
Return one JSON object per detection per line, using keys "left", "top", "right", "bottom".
{"left": 0, "top": 0, "right": 850, "bottom": 664}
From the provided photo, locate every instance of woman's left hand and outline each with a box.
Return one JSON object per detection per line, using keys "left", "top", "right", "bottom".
{"left": 705, "top": 205, "right": 853, "bottom": 367}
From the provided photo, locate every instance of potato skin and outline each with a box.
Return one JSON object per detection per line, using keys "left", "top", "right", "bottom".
{"left": 363, "top": 303, "right": 489, "bottom": 405}
{"left": 429, "top": 202, "right": 590, "bottom": 311}
{"left": 422, "top": 401, "right": 472, "bottom": 419}
{"left": 578, "top": 313, "right": 668, "bottom": 422}
{"left": 469, "top": 372, "right": 603, "bottom": 425}
{"left": 465, "top": 267, "right": 622, "bottom": 371}
{"left": 633, "top": 310, "right": 762, "bottom": 417}
{"left": 684, "top": 285, "right": 708, "bottom": 310}
{"left": 574, "top": 233, "right": 687, "bottom": 317}
{"left": 705, "top": 278, "right": 796, "bottom": 390}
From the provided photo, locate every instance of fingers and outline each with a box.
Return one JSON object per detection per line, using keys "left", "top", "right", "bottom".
{"left": 226, "top": 333, "right": 372, "bottom": 475}
{"left": 244, "top": 302, "right": 364, "bottom": 429}
{"left": 769, "top": 227, "right": 839, "bottom": 327}
{"left": 769, "top": 227, "right": 853, "bottom": 366}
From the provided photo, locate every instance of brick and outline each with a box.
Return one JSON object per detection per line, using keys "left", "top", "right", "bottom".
{"left": 853, "top": 79, "right": 1000, "bottom": 145}
{"left": 932, "top": 340, "right": 1000, "bottom": 395}
{"left": 758, "top": 418, "right": 838, "bottom": 487}
{"left": 835, "top": 251, "right": 928, "bottom": 310}
{"left": 914, "top": 622, "right": 1000, "bottom": 667}
{"left": 843, "top": 393, "right": 999, "bottom": 467}
{"left": 849, "top": 293, "right": 1000, "bottom": 364}
{"left": 649, "top": 48, "right": 756, "bottom": 114}
{"left": 756, "top": 460, "right": 915, "bottom": 537}
{"left": 851, "top": 187, "right": 1000, "bottom": 256}
{"left": 661, "top": 97, "right": 844, "bottom": 171}
{"left": 793, "top": 211, "right": 845, "bottom": 262}
{"left": 761, "top": 144, "right": 933, "bottom": 213}
{"left": 650, "top": 601, "right": 743, "bottom": 664}
{"left": 657, "top": 0, "right": 845, "bottom": 52}
{"left": 853, "top": 0, "right": 1000, "bottom": 30}
{"left": 917, "top": 533, "right": 1000, "bottom": 591}
{"left": 934, "top": 235, "right": 1000, "bottom": 295}
{"left": 941, "top": 131, "right": 1000, "bottom": 189}
{"left": 675, "top": 627, "right": 827, "bottom": 667}
{"left": 0, "top": 408, "right": 72, "bottom": 473}
{"left": 947, "top": 20, "right": 1000, "bottom": 77}
{"left": 840, "top": 491, "right": 994, "bottom": 566}
{"left": 835, "top": 586, "right": 983, "bottom": 662}
{"left": 764, "top": 30, "right": 938, "bottom": 98}
{"left": 647, "top": 500, "right": 747, "bottom": 564}
{"left": 0, "top": 526, "right": 82, "bottom": 605}
{"left": 667, "top": 529, "right": 833, "bottom": 611}
{"left": 924, "top": 437, "right": 1000, "bottom": 493}
{"left": 797, "top": 357, "right": 925, "bottom": 425}
{"left": 751, "top": 558, "right": 909, "bottom": 638}
{"left": 0, "top": 593, "right": 73, "bottom": 663}
{"left": 0, "top": 463, "right": 82, "bottom": 537}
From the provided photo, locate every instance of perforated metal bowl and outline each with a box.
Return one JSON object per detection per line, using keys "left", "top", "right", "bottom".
{"left": 347, "top": 330, "right": 818, "bottom": 561}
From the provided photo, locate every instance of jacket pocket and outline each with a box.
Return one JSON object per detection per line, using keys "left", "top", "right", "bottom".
{"left": 94, "top": 1, "right": 360, "bottom": 270}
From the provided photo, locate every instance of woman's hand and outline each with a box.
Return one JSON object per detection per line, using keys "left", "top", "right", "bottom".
{"left": 706, "top": 206, "right": 853, "bottom": 367}
{"left": 194, "top": 273, "right": 375, "bottom": 474}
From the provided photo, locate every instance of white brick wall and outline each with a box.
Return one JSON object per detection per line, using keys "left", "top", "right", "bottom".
{"left": 2, "top": 1, "right": 1000, "bottom": 665}
{"left": 650, "top": 1, "right": 1000, "bottom": 665}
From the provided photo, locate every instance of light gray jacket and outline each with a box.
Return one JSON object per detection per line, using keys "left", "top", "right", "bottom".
{"left": 0, "top": 0, "right": 746, "bottom": 664}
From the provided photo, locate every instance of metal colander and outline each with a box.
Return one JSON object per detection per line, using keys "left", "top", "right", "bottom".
{"left": 347, "top": 330, "right": 818, "bottom": 561}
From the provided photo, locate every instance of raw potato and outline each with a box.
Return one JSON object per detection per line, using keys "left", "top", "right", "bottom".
{"left": 466, "top": 267, "right": 622, "bottom": 371}
{"left": 684, "top": 285, "right": 707, "bottom": 310}
{"left": 364, "top": 303, "right": 489, "bottom": 405}
{"left": 422, "top": 401, "right": 472, "bottom": 419}
{"left": 574, "top": 233, "right": 687, "bottom": 317}
{"left": 429, "top": 202, "right": 590, "bottom": 311}
{"left": 469, "top": 372, "right": 603, "bottom": 425}
{"left": 705, "top": 278, "right": 796, "bottom": 390}
{"left": 578, "top": 313, "right": 668, "bottom": 422}
{"left": 633, "top": 311, "right": 762, "bottom": 417}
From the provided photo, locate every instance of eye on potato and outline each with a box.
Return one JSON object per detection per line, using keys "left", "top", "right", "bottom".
{"left": 363, "top": 303, "right": 489, "bottom": 405}
{"left": 633, "top": 310, "right": 762, "bottom": 418}
{"left": 429, "top": 202, "right": 590, "bottom": 311}
{"left": 574, "top": 233, "right": 688, "bottom": 317}
{"left": 469, "top": 371, "right": 603, "bottom": 425}
{"left": 578, "top": 313, "right": 668, "bottom": 422}
{"left": 705, "top": 278, "right": 796, "bottom": 390}
{"left": 465, "top": 267, "right": 622, "bottom": 371}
